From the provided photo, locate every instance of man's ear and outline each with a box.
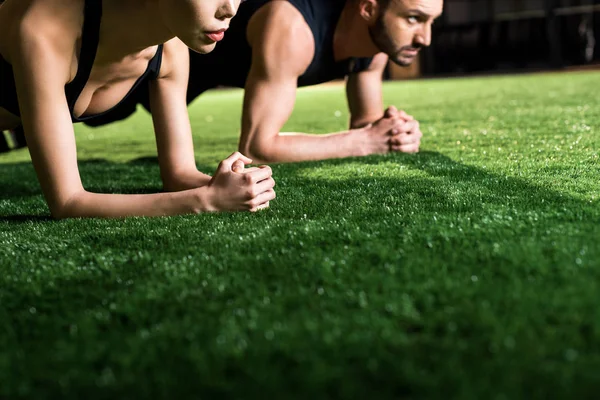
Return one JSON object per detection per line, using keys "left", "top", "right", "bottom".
{"left": 358, "top": 0, "right": 380, "bottom": 23}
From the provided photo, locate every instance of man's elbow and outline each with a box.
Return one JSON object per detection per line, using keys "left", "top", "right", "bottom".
{"left": 239, "top": 136, "right": 279, "bottom": 164}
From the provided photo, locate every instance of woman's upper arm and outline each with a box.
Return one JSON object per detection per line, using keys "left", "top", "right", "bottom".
{"left": 148, "top": 39, "right": 199, "bottom": 180}
{"left": 12, "top": 17, "right": 84, "bottom": 216}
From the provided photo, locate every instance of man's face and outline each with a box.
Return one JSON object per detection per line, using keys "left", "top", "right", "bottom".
{"left": 368, "top": 0, "right": 443, "bottom": 66}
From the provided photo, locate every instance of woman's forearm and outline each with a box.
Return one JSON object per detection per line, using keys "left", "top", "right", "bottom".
{"left": 53, "top": 187, "right": 214, "bottom": 219}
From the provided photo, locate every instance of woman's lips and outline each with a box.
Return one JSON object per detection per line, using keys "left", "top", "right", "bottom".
{"left": 206, "top": 29, "right": 227, "bottom": 42}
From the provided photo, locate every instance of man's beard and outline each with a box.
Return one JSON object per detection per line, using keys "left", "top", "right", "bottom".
{"left": 368, "top": 15, "right": 420, "bottom": 67}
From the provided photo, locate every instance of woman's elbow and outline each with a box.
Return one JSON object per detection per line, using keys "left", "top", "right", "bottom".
{"left": 47, "top": 191, "right": 85, "bottom": 220}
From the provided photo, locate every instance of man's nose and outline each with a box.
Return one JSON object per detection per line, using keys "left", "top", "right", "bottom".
{"left": 415, "top": 24, "right": 432, "bottom": 47}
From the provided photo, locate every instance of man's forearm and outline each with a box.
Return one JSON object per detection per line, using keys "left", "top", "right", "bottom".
{"left": 242, "top": 129, "right": 370, "bottom": 163}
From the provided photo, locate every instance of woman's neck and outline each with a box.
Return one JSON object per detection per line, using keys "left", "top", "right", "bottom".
{"left": 97, "top": 0, "right": 175, "bottom": 61}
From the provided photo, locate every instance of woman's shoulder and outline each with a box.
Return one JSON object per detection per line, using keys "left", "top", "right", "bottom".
{"left": 154, "top": 38, "right": 190, "bottom": 80}
{"left": 0, "top": 0, "right": 84, "bottom": 63}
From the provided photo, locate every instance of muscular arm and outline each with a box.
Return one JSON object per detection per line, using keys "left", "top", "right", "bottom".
{"left": 238, "top": 2, "right": 377, "bottom": 163}
{"left": 149, "top": 38, "right": 211, "bottom": 192}
{"left": 346, "top": 53, "right": 388, "bottom": 129}
{"left": 346, "top": 53, "right": 423, "bottom": 153}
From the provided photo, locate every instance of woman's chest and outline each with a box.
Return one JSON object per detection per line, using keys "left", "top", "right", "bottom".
{"left": 71, "top": 45, "right": 159, "bottom": 119}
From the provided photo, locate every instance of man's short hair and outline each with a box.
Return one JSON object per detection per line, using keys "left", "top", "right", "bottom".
{"left": 377, "top": 0, "right": 393, "bottom": 10}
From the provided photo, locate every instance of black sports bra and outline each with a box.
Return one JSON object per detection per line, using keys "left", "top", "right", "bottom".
{"left": 0, "top": 0, "right": 163, "bottom": 123}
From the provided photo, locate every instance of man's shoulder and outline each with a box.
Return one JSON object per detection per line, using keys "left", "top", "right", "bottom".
{"left": 247, "top": 0, "right": 313, "bottom": 38}
{"left": 246, "top": 1, "right": 315, "bottom": 75}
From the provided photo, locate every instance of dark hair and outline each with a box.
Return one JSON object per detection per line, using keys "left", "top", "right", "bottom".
{"left": 355, "top": 0, "right": 393, "bottom": 10}
{"left": 377, "top": 0, "right": 393, "bottom": 10}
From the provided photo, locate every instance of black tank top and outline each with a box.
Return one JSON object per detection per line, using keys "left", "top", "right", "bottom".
{"left": 83, "top": 0, "right": 375, "bottom": 127}
{"left": 187, "top": 0, "right": 374, "bottom": 101}
{"left": 0, "top": 0, "right": 163, "bottom": 123}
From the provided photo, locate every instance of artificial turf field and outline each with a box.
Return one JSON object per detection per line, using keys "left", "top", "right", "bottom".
{"left": 0, "top": 71, "right": 599, "bottom": 398}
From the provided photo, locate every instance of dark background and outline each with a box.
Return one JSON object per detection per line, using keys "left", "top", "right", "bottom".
{"left": 409, "top": 0, "right": 599, "bottom": 77}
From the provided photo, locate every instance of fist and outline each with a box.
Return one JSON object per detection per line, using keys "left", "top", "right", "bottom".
{"left": 385, "top": 106, "right": 421, "bottom": 153}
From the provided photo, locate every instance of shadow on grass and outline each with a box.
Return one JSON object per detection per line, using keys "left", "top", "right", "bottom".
{"left": 1, "top": 152, "right": 597, "bottom": 397}
{"left": 269, "top": 151, "right": 596, "bottom": 218}
{"left": 0, "top": 151, "right": 595, "bottom": 221}
{"left": 127, "top": 156, "right": 160, "bottom": 165}
{"left": 0, "top": 157, "right": 163, "bottom": 204}
{"left": 0, "top": 215, "right": 54, "bottom": 223}
{"left": 3, "top": 151, "right": 593, "bottom": 317}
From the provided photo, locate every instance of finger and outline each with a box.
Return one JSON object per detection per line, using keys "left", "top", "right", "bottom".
{"left": 388, "top": 120, "right": 411, "bottom": 136}
{"left": 391, "top": 143, "right": 420, "bottom": 153}
{"left": 397, "top": 110, "right": 414, "bottom": 121}
{"left": 390, "top": 120, "right": 419, "bottom": 136}
{"left": 219, "top": 151, "right": 253, "bottom": 171}
{"left": 384, "top": 107, "right": 415, "bottom": 124}
{"left": 389, "top": 133, "right": 421, "bottom": 146}
{"left": 232, "top": 159, "right": 245, "bottom": 173}
{"left": 384, "top": 105, "right": 399, "bottom": 118}
{"left": 234, "top": 166, "right": 262, "bottom": 174}
{"left": 239, "top": 167, "right": 262, "bottom": 173}
{"left": 251, "top": 201, "right": 270, "bottom": 213}
{"left": 246, "top": 165, "right": 273, "bottom": 183}
{"left": 402, "top": 120, "right": 419, "bottom": 132}
{"left": 248, "top": 189, "right": 276, "bottom": 210}
{"left": 254, "top": 177, "right": 276, "bottom": 194}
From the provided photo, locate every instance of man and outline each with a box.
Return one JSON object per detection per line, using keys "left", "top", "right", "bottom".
{"left": 89, "top": 0, "right": 443, "bottom": 163}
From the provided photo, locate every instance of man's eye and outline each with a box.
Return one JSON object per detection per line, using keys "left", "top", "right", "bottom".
{"left": 407, "top": 16, "right": 418, "bottom": 24}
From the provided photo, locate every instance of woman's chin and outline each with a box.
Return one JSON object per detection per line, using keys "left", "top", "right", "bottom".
{"left": 190, "top": 42, "right": 217, "bottom": 54}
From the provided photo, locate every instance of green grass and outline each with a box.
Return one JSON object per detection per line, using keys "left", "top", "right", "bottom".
{"left": 1, "top": 71, "right": 599, "bottom": 399}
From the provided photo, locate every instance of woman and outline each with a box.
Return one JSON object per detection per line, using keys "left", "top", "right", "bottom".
{"left": 0, "top": 0, "right": 276, "bottom": 218}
